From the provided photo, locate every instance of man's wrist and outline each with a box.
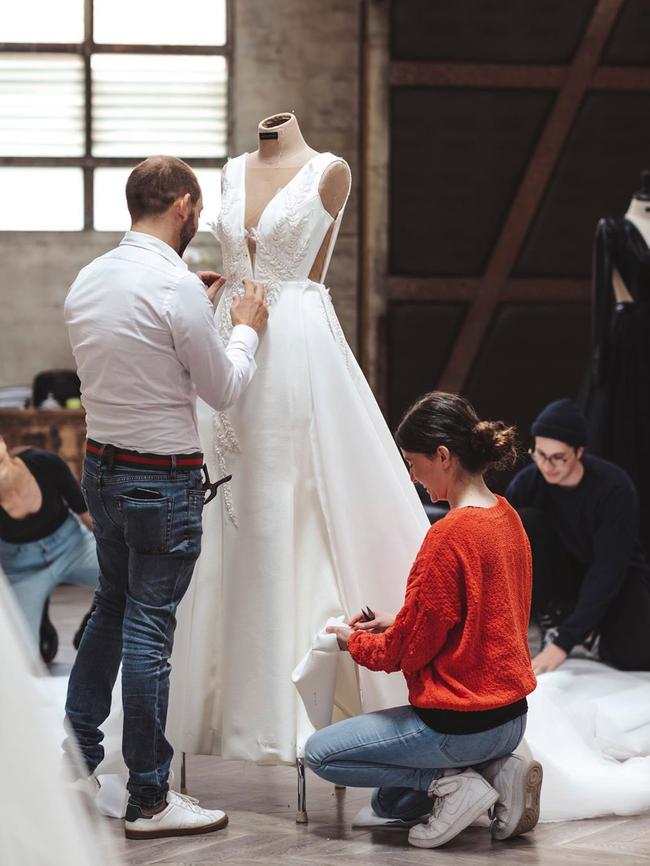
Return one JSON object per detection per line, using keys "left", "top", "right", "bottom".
{"left": 229, "top": 324, "right": 259, "bottom": 354}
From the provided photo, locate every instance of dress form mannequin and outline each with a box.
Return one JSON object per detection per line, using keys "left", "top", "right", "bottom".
{"left": 166, "top": 109, "right": 430, "bottom": 810}
{"left": 244, "top": 112, "right": 351, "bottom": 280}
{"left": 613, "top": 172, "right": 650, "bottom": 303}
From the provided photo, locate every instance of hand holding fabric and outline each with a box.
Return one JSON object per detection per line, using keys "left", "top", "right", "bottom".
{"left": 349, "top": 610, "right": 395, "bottom": 633}
{"left": 326, "top": 624, "right": 353, "bottom": 650}
{"left": 196, "top": 271, "right": 227, "bottom": 303}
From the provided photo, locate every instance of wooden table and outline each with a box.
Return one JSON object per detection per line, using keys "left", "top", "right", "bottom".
{"left": 0, "top": 409, "right": 87, "bottom": 478}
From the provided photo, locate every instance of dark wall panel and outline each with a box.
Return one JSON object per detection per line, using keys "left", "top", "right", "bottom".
{"left": 390, "top": 88, "right": 554, "bottom": 276}
{"left": 464, "top": 302, "right": 591, "bottom": 487}
{"left": 387, "top": 302, "right": 467, "bottom": 429}
{"left": 515, "top": 92, "right": 650, "bottom": 278}
{"left": 391, "top": 0, "right": 595, "bottom": 63}
{"left": 604, "top": 0, "right": 650, "bottom": 64}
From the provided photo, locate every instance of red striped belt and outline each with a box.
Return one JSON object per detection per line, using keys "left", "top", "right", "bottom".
{"left": 86, "top": 439, "right": 203, "bottom": 470}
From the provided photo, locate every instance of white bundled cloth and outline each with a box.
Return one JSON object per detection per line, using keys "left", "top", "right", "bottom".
{"left": 292, "top": 616, "right": 363, "bottom": 752}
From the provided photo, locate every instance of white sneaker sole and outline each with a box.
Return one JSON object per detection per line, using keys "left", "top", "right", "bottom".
{"left": 125, "top": 813, "right": 228, "bottom": 840}
{"left": 492, "top": 760, "right": 543, "bottom": 840}
{"left": 408, "top": 788, "right": 498, "bottom": 849}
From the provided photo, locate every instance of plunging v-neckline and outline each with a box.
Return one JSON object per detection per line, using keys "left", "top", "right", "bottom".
{"left": 241, "top": 152, "right": 321, "bottom": 237}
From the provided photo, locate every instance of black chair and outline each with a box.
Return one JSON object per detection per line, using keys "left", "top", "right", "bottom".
{"left": 32, "top": 369, "right": 81, "bottom": 409}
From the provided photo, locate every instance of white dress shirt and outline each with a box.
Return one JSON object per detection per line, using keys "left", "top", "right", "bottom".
{"left": 64, "top": 231, "right": 258, "bottom": 454}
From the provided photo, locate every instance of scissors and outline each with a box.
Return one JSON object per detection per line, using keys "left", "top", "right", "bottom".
{"left": 361, "top": 606, "right": 375, "bottom": 623}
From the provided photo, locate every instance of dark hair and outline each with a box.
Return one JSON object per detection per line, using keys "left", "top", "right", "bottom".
{"left": 395, "top": 391, "right": 519, "bottom": 474}
{"left": 125, "top": 156, "right": 201, "bottom": 221}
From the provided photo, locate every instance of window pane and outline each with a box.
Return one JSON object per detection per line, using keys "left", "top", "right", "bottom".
{"left": 92, "top": 55, "right": 227, "bottom": 158}
{"left": 0, "top": 54, "right": 85, "bottom": 157}
{"left": 94, "top": 0, "right": 226, "bottom": 45}
{"left": 94, "top": 166, "right": 222, "bottom": 233}
{"left": 0, "top": 168, "right": 83, "bottom": 230}
{"left": 3, "top": 0, "right": 84, "bottom": 42}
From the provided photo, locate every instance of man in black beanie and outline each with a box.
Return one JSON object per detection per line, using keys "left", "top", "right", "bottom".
{"left": 506, "top": 398, "right": 650, "bottom": 674}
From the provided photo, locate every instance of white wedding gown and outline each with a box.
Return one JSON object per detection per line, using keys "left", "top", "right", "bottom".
{"left": 167, "top": 151, "right": 430, "bottom": 765}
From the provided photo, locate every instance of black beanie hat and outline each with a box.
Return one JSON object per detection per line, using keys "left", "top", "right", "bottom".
{"left": 531, "top": 398, "right": 587, "bottom": 448}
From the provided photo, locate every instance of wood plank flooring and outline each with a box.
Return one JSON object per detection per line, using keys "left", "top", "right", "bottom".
{"left": 49, "top": 584, "right": 650, "bottom": 866}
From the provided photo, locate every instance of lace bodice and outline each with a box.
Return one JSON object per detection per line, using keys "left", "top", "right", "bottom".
{"left": 210, "top": 151, "right": 349, "bottom": 344}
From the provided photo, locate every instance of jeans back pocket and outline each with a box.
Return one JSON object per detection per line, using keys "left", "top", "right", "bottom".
{"left": 117, "top": 489, "right": 174, "bottom": 554}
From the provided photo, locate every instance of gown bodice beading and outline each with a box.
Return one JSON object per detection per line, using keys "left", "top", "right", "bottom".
{"left": 211, "top": 151, "right": 349, "bottom": 346}
{"left": 209, "top": 152, "right": 350, "bottom": 524}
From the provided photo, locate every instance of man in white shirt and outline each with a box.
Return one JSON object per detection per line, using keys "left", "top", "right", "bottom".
{"left": 64, "top": 156, "right": 267, "bottom": 839}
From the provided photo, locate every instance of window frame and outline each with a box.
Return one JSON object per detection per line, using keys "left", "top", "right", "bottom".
{"left": 0, "top": 0, "right": 232, "bottom": 229}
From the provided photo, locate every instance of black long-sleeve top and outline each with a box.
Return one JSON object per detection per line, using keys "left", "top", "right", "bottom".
{"left": 0, "top": 449, "right": 87, "bottom": 544}
{"left": 505, "top": 454, "right": 648, "bottom": 654}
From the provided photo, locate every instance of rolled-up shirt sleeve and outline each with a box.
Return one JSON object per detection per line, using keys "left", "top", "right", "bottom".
{"left": 169, "top": 273, "right": 258, "bottom": 411}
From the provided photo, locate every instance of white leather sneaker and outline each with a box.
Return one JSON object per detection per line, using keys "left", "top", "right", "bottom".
{"left": 479, "top": 753, "right": 542, "bottom": 839}
{"left": 124, "top": 790, "right": 228, "bottom": 840}
{"left": 408, "top": 769, "right": 498, "bottom": 849}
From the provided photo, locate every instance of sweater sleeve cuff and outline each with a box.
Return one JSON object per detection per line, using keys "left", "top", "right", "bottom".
{"left": 553, "top": 632, "right": 575, "bottom": 655}
{"left": 347, "top": 629, "right": 366, "bottom": 663}
{"left": 348, "top": 629, "right": 379, "bottom": 667}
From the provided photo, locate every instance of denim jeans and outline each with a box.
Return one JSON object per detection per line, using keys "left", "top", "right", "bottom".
{"left": 0, "top": 513, "right": 98, "bottom": 642}
{"left": 64, "top": 451, "right": 204, "bottom": 809}
{"left": 305, "top": 705, "right": 526, "bottom": 821}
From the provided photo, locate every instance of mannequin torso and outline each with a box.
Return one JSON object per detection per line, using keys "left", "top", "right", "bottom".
{"left": 243, "top": 113, "right": 350, "bottom": 281}
{"left": 613, "top": 197, "right": 650, "bottom": 303}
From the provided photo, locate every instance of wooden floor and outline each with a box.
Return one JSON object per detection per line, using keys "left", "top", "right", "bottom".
{"left": 50, "top": 585, "right": 650, "bottom": 866}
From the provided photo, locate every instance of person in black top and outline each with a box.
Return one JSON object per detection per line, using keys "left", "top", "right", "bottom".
{"left": 0, "top": 435, "right": 98, "bottom": 653}
{"left": 506, "top": 399, "right": 650, "bottom": 675}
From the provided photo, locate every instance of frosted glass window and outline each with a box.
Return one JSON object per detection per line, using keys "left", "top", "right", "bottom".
{"left": 94, "top": 166, "right": 222, "bottom": 233}
{"left": 94, "top": 0, "right": 226, "bottom": 46}
{"left": 2, "top": 0, "right": 85, "bottom": 42}
{"left": 0, "top": 54, "right": 85, "bottom": 157}
{"left": 0, "top": 168, "right": 84, "bottom": 230}
{"left": 92, "top": 55, "right": 227, "bottom": 158}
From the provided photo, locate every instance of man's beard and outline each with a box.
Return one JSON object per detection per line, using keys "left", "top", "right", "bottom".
{"left": 178, "top": 212, "right": 197, "bottom": 257}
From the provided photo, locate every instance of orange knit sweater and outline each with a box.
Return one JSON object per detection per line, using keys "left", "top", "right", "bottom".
{"left": 348, "top": 495, "right": 536, "bottom": 712}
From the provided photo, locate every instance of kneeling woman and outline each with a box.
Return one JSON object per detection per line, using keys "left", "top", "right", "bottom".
{"left": 305, "top": 392, "right": 541, "bottom": 849}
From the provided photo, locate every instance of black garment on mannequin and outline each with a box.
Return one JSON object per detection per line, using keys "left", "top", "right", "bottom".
{"left": 506, "top": 456, "right": 650, "bottom": 663}
{"left": 518, "top": 506, "right": 650, "bottom": 671}
{"left": 584, "top": 216, "right": 650, "bottom": 556}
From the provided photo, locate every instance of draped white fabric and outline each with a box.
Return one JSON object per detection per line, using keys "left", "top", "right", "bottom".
{"left": 0, "top": 571, "right": 119, "bottom": 865}
{"left": 526, "top": 659, "right": 650, "bottom": 821}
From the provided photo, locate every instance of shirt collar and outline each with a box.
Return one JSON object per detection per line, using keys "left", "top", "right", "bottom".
{"left": 119, "top": 231, "right": 188, "bottom": 270}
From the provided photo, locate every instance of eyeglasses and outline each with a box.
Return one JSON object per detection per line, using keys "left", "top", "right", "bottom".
{"left": 528, "top": 448, "right": 573, "bottom": 468}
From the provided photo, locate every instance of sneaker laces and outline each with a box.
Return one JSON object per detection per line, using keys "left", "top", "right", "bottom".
{"left": 169, "top": 790, "right": 203, "bottom": 812}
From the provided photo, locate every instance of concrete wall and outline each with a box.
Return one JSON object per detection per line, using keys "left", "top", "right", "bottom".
{"left": 0, "top": 0, "right": 360, "bottom": 388}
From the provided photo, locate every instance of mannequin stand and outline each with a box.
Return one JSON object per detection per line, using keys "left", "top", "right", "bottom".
{"left": 181, "top": 751, "right": 187, "bottom": 795}
{"left": 296, "top": 757, "right": 308, "bottom": 823}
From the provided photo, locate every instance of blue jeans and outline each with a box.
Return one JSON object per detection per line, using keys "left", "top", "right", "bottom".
{"left": 0, "top": 513, "right": 98, "bottom": 642}
{"left": 64, "top": 452, "right": 204, "bottom": 809}
{"left": 305, "top": 706, "right": 526, "bottom": 821}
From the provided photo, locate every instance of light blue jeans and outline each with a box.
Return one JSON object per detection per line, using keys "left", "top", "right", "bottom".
{"left": 305, "top": 705, "right": 526, "bottom": 821}
{"left": 0, "top": 512, "right": 99, "bottom": 642}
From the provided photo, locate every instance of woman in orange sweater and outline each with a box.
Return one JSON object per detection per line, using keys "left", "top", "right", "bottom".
{"left": 305, "top": 392, "right": 540, "bottom": 849}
